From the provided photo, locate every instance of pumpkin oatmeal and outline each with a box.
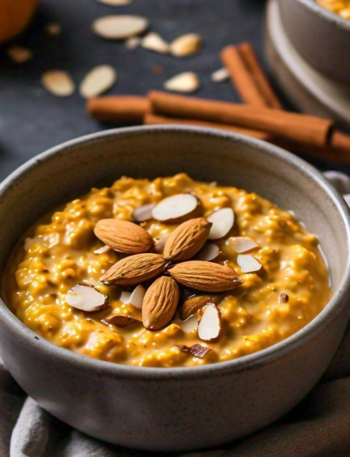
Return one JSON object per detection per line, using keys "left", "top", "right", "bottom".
{"left": 316, "top": 0, "right": 350, "bottom": 19}
{"left": 3, "top": 174, "right": 330, "bottom": 367}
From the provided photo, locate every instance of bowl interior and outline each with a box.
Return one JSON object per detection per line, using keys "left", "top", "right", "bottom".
{"left": 0, "top": 127, "right": 348, "bottom": 301}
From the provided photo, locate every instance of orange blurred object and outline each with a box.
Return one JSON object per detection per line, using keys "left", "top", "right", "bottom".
{"left": 0, "top": 0, "right": 38, "bottom": 44}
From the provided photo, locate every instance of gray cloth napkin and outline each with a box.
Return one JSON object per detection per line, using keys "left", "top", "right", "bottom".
{"left": 3, "top": 171, "right": 350, "bottom": 457}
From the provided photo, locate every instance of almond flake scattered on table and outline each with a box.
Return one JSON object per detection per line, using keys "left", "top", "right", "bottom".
{"left": 41, "top": 70, "right": 75, "bottom": 97}
{"left": 125, "top": 36, "right": 141, "bottom": 49}
{"left": 170, "top": 33, "right": 203, "bottom": 57}
{"left": 141, "top": 32, "right": 170, "bottom": 54}
{"left": 80, "top": 65, "right": 117, "bottom": 99}
{"left": 7, "top": 46, "right": 33, "bottom": 64}
{"left": 97, "top": 0, "right": 133, "bottom": 5}
{"left": 92, "top": 15, "right": 149, "bottom": 40}
{"left": 45, "top": 23, "right": 62, "bottom": 36}
{"left": 211, "top": 67, "right": 230, "bottom": 82}
{"left": 164, "top": 72, "right": 200, "bottom": 93}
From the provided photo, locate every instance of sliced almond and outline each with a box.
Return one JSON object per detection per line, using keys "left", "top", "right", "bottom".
{"left": 92, "top": 15, "right": 149, "bottom": 40}
{"left": 103, "top": 315, "right": 139, "bottom": 327}
{"left": 100, "top": 253, "right": 166, "bottom": 286}
{"left": 170, "top": 33, "right": 202, "bottom": 57}
{"left": 237, "top": 254, "right": 262, "bottom": 273}
{"left": 120, "top": 290, "right": 132, "bottom": 304}
{"left": 66, "top": 283, "right": 109, "bottom": 312}
{"left": 207, "top": 208, "right": 234, "bottom": 240}
{"left": 7, "top": 46, "right": 33, "bottom": 64}
{"left": 195, "top": 244, "right": 220, "bottom": 261}
{"left": 211, "top": 67, "right": 229, "bottom": 82}
{"left": 132, "top": 203, "right": 156, "bottom": 222}
{"left": 163, "top": 218, "right": 211, "bottom": 262}
{"left": 176, "top": 315, "right": 198, "bottom": 333}
{"left": 152, "top": 194, "right": 201, "bottom": 224}
{"left": 198, "top": 303, "right": 223, "bottom": 342}
{"left": 142, "top": 276, "right": 180, "bottom": 330}
{"left": 94, "top": 245, "right": 112, "bottom": 255}
{"left": 129, "top": 284, "right": 146, "bottom": 309}
{"left": 141, "top": 32, "right": 170, "bottom": 54}
{"left": 80, "top": 65, "right": 117, "bottom": 99}
{"left": 175, "top": 344, "right": 211, "bottom": 358}
{"left": 45, "top": 23, "right": 61, "bottom": 36}
{"left": 125, "top": 36, "right": 141, "bottom": 49}
{"left": 154, "top": 234, "right": 170, "bottom": 254}
{"left": 97, "top": 0, "right": 133, "bottom": 5}
{"left": 41, "top": 70, "right": 75, "bottom": 97}
{"left": 227, "top": 236, "right": 258, "bottom": 254}
{"left": 164, "top": 72, "right": 200, "bottom": 93}
{"left": 168, "top": 261, "right": 243, "bottom": 293}
{"left": 94, "top": 219, "right": 154, "bottom": 254}
{"left": 181, "top": 294, "right": 214, "bottom": 320}
{"left": 279, "top": 292, "right": 289, "bottom": 304}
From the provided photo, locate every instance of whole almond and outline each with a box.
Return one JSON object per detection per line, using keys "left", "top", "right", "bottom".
{"left": 100, "top": 253, "right": 166, "bottom": 286}
{"left": 142, "top": 276, "right": 180, "bottom": 330}
{"left": 94, "top": 219, "right": 154, "bottom": 254}
{"left": 163, "top": 218, "right": 212, "bottom": 262}
{"left": 168, "top": 261, "right": 243, "bottom": 292}
{"left": 103, "top": 315, "right": 140, "bottom": 327}
{"left": 180, "top": 294, "right": 215, "bottom": 320}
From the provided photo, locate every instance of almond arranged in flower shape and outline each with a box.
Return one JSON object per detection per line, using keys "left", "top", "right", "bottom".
{"left": 228, "top": 236, "right": 258, "bottom": 253}
{"left": 103, "top": 315, "right": 140, "bottom": 327}
{"left": 198, "top": 303, "right": 223, "bottom": 342}
{"left": 152, "top": 194, "right": 201, "bottom": 224}
{"left": 66, "top": 284, "right": 109, "bottom": 312}
{"left": 94, "top": 219, "right": 154, "bottom": 254}
{"left": 175, "top": 344, "right": 212, "bottom": 358}
{"left": 132, "top": 203, "right": 156, "bottom": 222}
{"left": 142, "top": 276, "right": 180, "bottom": 330}
{"left": 168, "top": 261, "right": 243, "bottom": 292}
{"left": 180, "top": 294, "right": 216, "bottom": 320}
{"left": 207, "top": 208, "right": 235, "bottom": 240}
{"left": 163, "top": 218, "right": 212, "bottom": 262}
{"left": 100, "top": 253, "right": 166, "bottom": 286}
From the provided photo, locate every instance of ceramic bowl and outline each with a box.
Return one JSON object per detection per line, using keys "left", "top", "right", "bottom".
{"left": 278, "top": 0, "right": 350, "bottom": 88}
{"left": 0, "top": 126, "right": 350, "bottom": 452}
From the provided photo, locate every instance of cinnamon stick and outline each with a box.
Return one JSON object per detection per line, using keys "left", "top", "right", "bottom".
{"left": 144, "top": 113, "right": 273, "bottom": 141}
{"left": 221, "top": 43, "right": 282, "bottom": 109}
{"left": 148, "top": 91, "right": 333, "bottom": 148}
{"left": 87, "top": 96, "right": 149, "bottom": 124}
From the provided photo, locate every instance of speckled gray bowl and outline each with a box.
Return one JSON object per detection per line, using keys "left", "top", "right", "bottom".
{"left": 279, "top": 0, "right": 350, "bottom": 87}
{"left": 0, "top": 126, "right": 350, "bottom": 452}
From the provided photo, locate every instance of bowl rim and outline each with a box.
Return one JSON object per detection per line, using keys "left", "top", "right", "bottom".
{"left": 296, "top": 0, "right": 350, "bottom": 31}
{"left": 1, "top": 124, "right": 350, "bottom": 380}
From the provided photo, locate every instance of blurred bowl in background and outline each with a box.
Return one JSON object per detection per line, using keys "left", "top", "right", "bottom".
{"left": 0, "top": 0, "right": 38, "bottom": 44}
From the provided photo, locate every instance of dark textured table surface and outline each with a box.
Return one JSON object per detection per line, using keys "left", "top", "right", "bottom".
{"left": 0, "top": 0, "right": 348, "bottom": 181}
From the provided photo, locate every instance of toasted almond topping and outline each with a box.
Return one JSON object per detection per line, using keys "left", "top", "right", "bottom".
{"left": 103, "top": 315, "right": 139, "bottom": 327}
{"left": 207, "top": 208, "right": 234, "bottom": 240}
{"left": 195, "top": 244, "right": 220, "bottom": 261}
{"left": 142, "top": 276, "right": 180, "bottom": 330}
{"left": 175, "top": 344, "right": 211, "bottom": 358}
{"left": 181, "top": 294, "right": 214, "bottom": 320}
{"left": 92, "top": 15, "right": 149, "bottom": 40}
{"left": 94, "top": 219, "right": 154, "bottom": 254}
{"left": 227, "top": 236, "right": 258, "bottom": 254}
{"left": 170, "top": 33, "right": 203, "bottom": 57}
{"left": 120, "top": 290, "right": 132, "bottom": 304}
{"left": 41, "top": 70, "right": 75, "bottom": 97}
{"left": 164, "top": 72, "right": 200, "bottom": 93}
{"left": 211, "top": 67, "right": 229, "bottom": 82}
{"left": 198, "top": 303, "right": 223, "bottom": 342}
{"left": 97, "top": 0, "right": 133, "bottom": 5}
{"left": 176, "top": 315, "right": 198, "bottom": 333}
{"left": 132, "top": 203, "right": 156, "bottom": 222}
{"left": 129, "top": 284, "right": 146, "bottom": 309}
{"left": 141, "top": 32, "right": 170, "bottom": 54}
{"left": 237, "top": 254, "right": 262, "bottom": 273}
{"left": 80, "top": 65, "right": 117, "bottom": 99}
{"left": 154, "top": 234, "right": 170, "bottom": 254}
{"left": 66, "top": 283, "right": 109, "bottom": 312}
{"left": 94, "top": 245, "right": 112, "bottom": 255}
{"left": 168, "top": 261, "right": 243, "bottom": 293}
{"left": 45, "top": 23, "right": 61, "bottom": 36}
{"left": 163, "top": 218, "right": 212, "bottom": 262}
{"left": 279, "top": 292, "right": 289, "bottom": 304}
{"left": 152, "top": 194, "right": 201, "bottom": 224}
{"left": 125, "top": 36, "right": 141, "bottom": 49}
{"left": 7, "top": 45, "right": 33, "bottom": 64}
{"left": 100, "top": 253, "right": 166, "bottom": 286}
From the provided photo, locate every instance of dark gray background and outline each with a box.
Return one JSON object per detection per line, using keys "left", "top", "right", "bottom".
{"left": 0, "top": 0, "right": 347, "bottom": 181}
